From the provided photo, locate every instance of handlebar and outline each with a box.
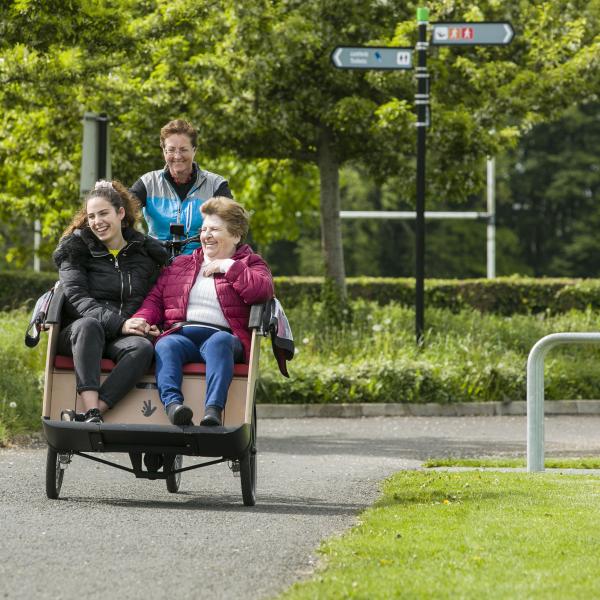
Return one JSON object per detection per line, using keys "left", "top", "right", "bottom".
{"left": 159, "top": 233, "right": 200, "bottom": 261}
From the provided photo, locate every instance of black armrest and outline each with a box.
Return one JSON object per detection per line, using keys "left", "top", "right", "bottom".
{"left": 249, "top": 302, "right": 267, "bottom": 333}
{"left": 249, "top": 299, "right": 278, "bottom": 336}
{"left": 45, "top": 283, "right": 65, "bottom": 325}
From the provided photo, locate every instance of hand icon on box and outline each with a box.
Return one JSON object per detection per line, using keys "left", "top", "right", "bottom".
{"left": 141, "top": 399, "right": 157, "bottom": 417}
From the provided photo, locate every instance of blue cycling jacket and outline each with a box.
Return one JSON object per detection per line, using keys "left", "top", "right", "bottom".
{"left": 138, "top": 165, "right": 227, "bottom": 254}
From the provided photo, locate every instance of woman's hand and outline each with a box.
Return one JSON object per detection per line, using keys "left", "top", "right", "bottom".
{"left": 202, "top": 259, "right": 234, "bottom": 277}
{"left": 147, "top": 324, "right": 161, "bottom": 338}
{"left": 122, "top": 318, "right": 152, "bottom": 336}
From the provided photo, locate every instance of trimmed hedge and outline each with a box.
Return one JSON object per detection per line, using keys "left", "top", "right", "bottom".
{"left": 0, "top": 271, "right": 58, "bottom": 310}
{"left": 4, "top": 270, "right": 600, "bottom": 315}
{"left": 274, "top": 276, "right": 600, "bottom": 314}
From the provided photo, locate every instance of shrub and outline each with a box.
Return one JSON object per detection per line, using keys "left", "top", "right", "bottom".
{"left": 256, "top": 302, "right": 600, "bottom": 405}
{"left": 0, "top": 270, "right": 57, "bottom": 310}
{"left": 0, "top": 310, "right": 46, "bottom": 443}
{"left": 5, "top": 271, "right": 600, "bottom": 315}
{"left": 274, "top": 275, "right": 595, "bottom": 315}
{"left": 5, "top": 300, "right": 600, "bottom": 441}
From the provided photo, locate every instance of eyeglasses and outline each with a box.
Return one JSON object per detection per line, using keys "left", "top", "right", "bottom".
{"left": 163, "top": 146, "right": 194, "bottom": 156}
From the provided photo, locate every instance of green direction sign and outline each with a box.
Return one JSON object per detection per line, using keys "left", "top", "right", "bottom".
{"left": 431, "top": 22, "right": 514, "bottom": 45}
{"left": 331, "top": 46, "right": 413, "bottom": 70}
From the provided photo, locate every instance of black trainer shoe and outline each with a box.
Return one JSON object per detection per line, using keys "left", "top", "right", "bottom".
{"left": 84, "top": 408, "right": 103, "bottom": 423}
{"left": 61, "top": 409, "right": 76, "bottom": 422}
{"left": 166, "top": 403, "right": 193, "bottom": 426}
{"left": 200, "top": 405, "right": 222, "bottom": 427}
{"left": 61, "top": 410, "right": 86, "bottom": 422}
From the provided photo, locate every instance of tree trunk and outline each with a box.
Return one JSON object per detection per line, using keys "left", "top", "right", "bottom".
{"left": 317, "top": 128, "right": 346, "bottom": 298}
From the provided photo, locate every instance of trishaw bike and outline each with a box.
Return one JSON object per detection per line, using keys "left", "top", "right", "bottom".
{"left": 40, "top": 229, "right": 279, "bottom": 506}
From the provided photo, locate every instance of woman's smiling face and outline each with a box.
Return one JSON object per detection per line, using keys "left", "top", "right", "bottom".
{"left": 162, "top": 133, "right": 196, "bottom": 180}
{"left": 86, "top": 196, "right": 125, "bottom": 248}
{"left": 200, "top": 214, "right": 240, "bottom": 260}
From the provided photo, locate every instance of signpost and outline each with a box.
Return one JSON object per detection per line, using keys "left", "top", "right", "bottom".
{"left": 432, "top": 22, "right": 514, "bottom": 46}
{"left": 415, "top": 7, "right": 429, "bottom": 345}
{"left": 332, "top": 11, "right": 515, "bottom": 344}
{"left": 331, "top": 46, "right": 413, "bottom": 70}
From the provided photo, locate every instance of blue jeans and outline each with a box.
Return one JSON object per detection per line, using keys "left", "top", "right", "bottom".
{"left": 154, "top": 326, "right": 244, "bottom": 411}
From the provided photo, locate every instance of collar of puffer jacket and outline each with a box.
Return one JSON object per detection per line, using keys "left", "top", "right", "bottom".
{"left": 53, "top": 227, "right": 168, "bottom": 267}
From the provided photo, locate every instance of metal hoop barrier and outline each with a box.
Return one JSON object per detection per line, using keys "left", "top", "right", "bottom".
{"left": 527, "top": 332, "right": 600, "bottom": 472}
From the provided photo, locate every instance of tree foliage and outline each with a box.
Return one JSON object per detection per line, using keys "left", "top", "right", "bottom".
{"left": 499, "top": 102, "right": 600, "bottom": 277}
{"left": 0, "top": 0, "right": 598, "bottom": 280}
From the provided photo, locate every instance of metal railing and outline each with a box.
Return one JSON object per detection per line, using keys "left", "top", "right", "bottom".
{"left": 527, "top": 332, "right": 600, "bottom": 472}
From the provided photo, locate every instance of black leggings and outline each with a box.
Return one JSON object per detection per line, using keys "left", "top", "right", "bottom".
{"left": 57, "top": 317, "right": 154, "bottom": 408}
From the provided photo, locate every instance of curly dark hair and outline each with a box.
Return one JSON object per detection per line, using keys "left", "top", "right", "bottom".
{"left": 61, "top": 180, "right": 141, "bottom": 238}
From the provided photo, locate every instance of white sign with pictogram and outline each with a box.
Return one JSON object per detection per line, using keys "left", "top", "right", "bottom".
{"left": 331, "top": 46, "right": 414, "bottom": 70}
{"left": 432, "top": 22, "right": 514, "bottom": 46}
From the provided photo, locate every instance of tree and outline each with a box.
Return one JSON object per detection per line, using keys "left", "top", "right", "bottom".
{"left": 202, "top": 0, "right": 416, "bottom": 298}
{"left": 190, "top": 0, "right": 600, "bottom": 292}
{"left": 0, "top": 0, "right": 321, "bottom": 268}
{"left": 0, "top": 0, "right": 141, "bottom": 261}
{"left": 499, "top": 102, "right": 600, "bottom": 276}
{"left": 1, "top": 0, "right": 599, "bottom": 286}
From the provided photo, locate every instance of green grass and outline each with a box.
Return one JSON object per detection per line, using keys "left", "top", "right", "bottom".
{"left": 279, "top": 470, "right": 600, "bottom": 599}
{"left": 0, "top": 310, "right": 46, "bottom": 445}
{"left": 424, "top": 457, "right": 600, "bottom": 469}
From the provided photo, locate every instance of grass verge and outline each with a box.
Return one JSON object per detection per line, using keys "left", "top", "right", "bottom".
{"left": 0, "top": 310, "right": 46, "bottom": 445}
{"left": 279, "top": 470, "right": 600, "bottom": 599}
{"left": 424, "top": 457, "right": 600, "bottom": 469}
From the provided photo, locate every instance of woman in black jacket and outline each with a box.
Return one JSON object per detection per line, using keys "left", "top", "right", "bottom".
{"left": 53, "top": 180, "right": 168, "bottom": 422}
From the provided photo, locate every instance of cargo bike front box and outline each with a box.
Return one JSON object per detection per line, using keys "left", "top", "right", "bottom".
{"left": 41, "top": 285, "right": 273, "bottom": 506}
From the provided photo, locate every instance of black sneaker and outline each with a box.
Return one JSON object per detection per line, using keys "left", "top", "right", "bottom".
{"left": 166, "top": 403, "right": 193, "bottom": 426}
{"left": 84, "top": 408, "right": 103, "bottom": 423}
{"left": 200, "top": 405, "right": 222, "bottom": 427}
{"left": 60, "top": 410, "right": 85, "bottom": 422}
{"left": 61, "top": 409, "right": 75, "bottom": 422}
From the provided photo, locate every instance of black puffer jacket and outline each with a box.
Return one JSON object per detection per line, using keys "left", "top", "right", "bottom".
{"left": 53, "top": 227, "right": 168, "bottom": 339}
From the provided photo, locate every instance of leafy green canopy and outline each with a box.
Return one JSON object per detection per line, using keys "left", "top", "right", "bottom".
{"left": 0, "top": 0, "right": 598, "bottom": 267}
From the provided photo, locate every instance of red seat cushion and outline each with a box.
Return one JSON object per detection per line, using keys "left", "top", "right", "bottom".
{"left": 53, "top": 355, "right": 248, "bottom": 376}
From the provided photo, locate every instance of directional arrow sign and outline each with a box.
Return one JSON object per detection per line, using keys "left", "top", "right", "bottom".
{"left": 431, "top": 22, "right": 514, "bottom": 45}
{"left": 331, "top": 46, "right": 413, "bottom": 70}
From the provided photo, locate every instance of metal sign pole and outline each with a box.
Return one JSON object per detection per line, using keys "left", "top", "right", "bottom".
{"left": 97, "top": 113, "right": 109, "bottom": 180}
{"left": 486, "top": 157, "right": 496, "bottom": 278}
{"left": 33, "top": 219, "right": 41, "bottom": 272}
{"left": 81, "top": 112, "right": 112, "bottom": 196}
{"left": 415, "top": 7, "right": 429, "bottom": 344}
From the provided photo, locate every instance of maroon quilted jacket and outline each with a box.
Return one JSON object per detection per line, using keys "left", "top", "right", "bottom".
{"left": 133, "top": 244, "right": 274, "bottom": 362}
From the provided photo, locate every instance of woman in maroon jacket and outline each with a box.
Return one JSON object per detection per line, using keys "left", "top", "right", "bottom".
{"left": 133, "top": 197, "right": 274, "bottom": 426}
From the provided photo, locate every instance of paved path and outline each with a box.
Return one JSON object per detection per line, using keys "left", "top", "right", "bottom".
{"left": 2, "top": 416, "right": 600, "bottom": 600}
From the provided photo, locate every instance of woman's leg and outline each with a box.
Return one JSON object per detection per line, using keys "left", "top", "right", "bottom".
{"left": 154, "top": 334, "right": 201, "bottom": 409}
{"left": 101, "top": 336, "right": 155, "bottom": 409}
{"left": 57, "top": 318, "right": 104, "bottom": 413}
{"left": 199, "top": 331, "right": 244, "bottom": 410}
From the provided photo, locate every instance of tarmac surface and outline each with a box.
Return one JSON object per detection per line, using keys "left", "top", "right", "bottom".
{"left": 2, "top": 415, "right": 600, "bottom": 600}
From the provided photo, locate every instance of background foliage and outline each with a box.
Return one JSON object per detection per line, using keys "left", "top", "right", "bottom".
{"left": 8, "top": 271, "right": 600, "bottom": 315}
{"left": 1, "top": 1, "right": 599, "bottom": 281}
